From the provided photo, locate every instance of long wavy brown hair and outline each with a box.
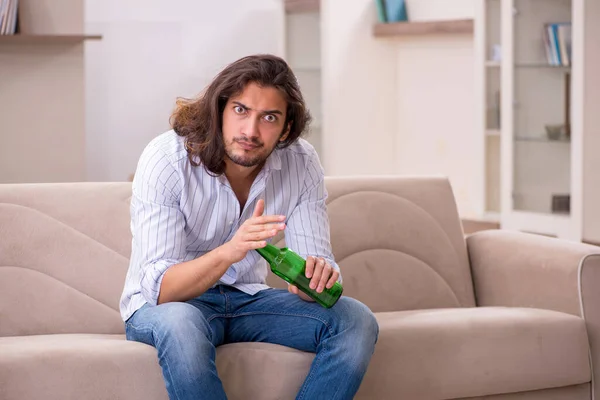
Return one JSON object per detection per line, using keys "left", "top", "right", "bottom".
{"left": 170, "top": 54, "right": 312, "bottom": 176}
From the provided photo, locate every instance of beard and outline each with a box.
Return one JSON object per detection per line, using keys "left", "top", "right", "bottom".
{"left": 225, "top": 137, "right": 276, "bottom": 168}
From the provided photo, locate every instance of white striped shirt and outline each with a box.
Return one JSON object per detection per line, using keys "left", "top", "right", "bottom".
{"left": 119, "top": 130, "right": 340, "bottom": 321}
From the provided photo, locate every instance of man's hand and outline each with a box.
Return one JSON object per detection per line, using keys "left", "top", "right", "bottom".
{"left": 288, "top": 256, "right": 339, "bottom": 302}
{"left": 221, "top": 199, "right": 285, "bottom": 265}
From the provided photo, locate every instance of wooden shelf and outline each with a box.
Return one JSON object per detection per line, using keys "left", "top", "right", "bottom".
{"left": 373, "top": 19, "right": 474, "bottom": 37}
{"left": 285, "top": 0, "right": 319, "bottom": 14}
{"left": 0, "top": 34, "right": 102, "bottom": 45}
{"left": 486, "top": 61, "right": 572, "bottom": 69}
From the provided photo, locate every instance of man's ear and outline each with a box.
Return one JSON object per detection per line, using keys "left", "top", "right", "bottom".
{"left": 279, "top": 122, "right": 291, "bottom": 142}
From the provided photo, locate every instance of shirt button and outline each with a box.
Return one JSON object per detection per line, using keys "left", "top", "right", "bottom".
{"left": 229, "top": 221, "right": 233, "bottom": 226}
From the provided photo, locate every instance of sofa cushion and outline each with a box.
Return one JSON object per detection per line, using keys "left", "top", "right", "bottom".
{"left": 0, "top": 334, "right": 167, "bottom": 400}
{"left": 358, "top": 307, "right": 591, "bottom": 399}
{"left": 0, "top": 307, "right": 590, "bottom": 400}
{"left": 0, "top": 183, "right": 130, "bottom": 337}
{"left": 0, "top": 334, "right": 312, "bottom": 400}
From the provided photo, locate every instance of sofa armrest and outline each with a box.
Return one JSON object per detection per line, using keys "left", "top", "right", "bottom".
{"left": 468, "top": 230, "right": 600, "bottom": 398}
{"left": 467, "top": 230, "right": 599, "bottom": 316}
{"left": 580, "top": 254, "right": 600, "bottom": 399}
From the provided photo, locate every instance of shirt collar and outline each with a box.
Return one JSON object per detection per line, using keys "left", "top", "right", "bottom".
{"left": 263, "top": 148, "right": 282, "bottom": 171}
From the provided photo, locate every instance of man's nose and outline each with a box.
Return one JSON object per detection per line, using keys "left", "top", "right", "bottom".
{"left": 242, "top": 117, "right": 260, "bottom": 139}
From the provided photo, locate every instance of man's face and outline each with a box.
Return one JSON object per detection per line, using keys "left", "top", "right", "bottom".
{"left": 222, "top": 82, "right": 288, "bottom": 169}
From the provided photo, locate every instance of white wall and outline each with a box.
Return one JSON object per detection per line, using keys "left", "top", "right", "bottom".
{"left": 394, "top": 0, "right": 478, "bottom": 217}
{"left": 84, "top": 0, "right": 285, "bottom": 181}
{"left": 85, "top": 0, "right": 482, "bottom": 218}
{"left": 321, "top": 0, "right": 398, "bottom": 176}
{"left": 0, "top": 0, "right": 86, "bottom": 184}
{"left": 403, "top": 0, "right": 474, "bottom": 21}
{"left": 322, "top": 0, "right": 479, "bottom": 217}
{"left": 393, "top": 34, "right": 477, "bottom": 217}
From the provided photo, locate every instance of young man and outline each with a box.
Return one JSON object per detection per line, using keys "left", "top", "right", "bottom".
{"left": 120, "top": 54, "right": 378, "bottom": 400}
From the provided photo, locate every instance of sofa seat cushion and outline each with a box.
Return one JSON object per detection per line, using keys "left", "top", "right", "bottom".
{"left": 0, "top": 307, "right": 591, "bottom": 400}
{"left": 0, "top": 334, "right": 168, "bottom": 400}
{"left": 358, "top": 307, "right": 591, "bottom": 399}
{"left": 0, "top": 333, "right": 313, "bottom": 400}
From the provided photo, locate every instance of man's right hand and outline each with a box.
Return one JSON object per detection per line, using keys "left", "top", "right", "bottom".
{"left": 157, "top": 199, "right": 285, "bottom": 304}
{"left": 221, "top": 199, "right": 286, "bottom": 264}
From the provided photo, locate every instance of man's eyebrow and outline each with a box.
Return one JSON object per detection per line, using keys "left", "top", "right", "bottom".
{"left": 232, "top": 101, "right": 283, "bottom": 115}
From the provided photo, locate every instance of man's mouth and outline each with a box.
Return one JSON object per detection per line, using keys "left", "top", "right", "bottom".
{"left": 235, "top": 140, "right": 261, "bottom": 150}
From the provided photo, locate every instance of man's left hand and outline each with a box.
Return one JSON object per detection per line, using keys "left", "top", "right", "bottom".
{"left": 288, "top": 256, "right": 339, "bottom": 302}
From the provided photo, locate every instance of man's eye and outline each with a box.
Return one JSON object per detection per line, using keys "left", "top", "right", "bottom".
{"left": 264, "top": 114, "right": 277, "bottom": 123}
{"left": 234, "top": 106, "right": 245, "bottom": 114}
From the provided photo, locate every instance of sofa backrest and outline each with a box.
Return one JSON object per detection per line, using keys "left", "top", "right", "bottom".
{"left": 0, "top": 183, "right": 132, "bottom": 337}
{"left": 0, "top": 177, "right": 475, "bottom": 337}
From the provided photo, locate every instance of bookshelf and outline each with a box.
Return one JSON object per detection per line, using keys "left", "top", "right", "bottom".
{"left": 373, "top": 19, "right": 474, "bottom": 37}
{"left": 475, "top": 0, "right": 600, "bottom": 243}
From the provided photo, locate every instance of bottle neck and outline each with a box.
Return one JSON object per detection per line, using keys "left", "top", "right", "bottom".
{"left": 256, "top": 243, "right": 281, "bottom": 265}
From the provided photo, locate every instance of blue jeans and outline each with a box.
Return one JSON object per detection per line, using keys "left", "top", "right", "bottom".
{"left": 125, "top": 285, "right": 379, "bottom": 400}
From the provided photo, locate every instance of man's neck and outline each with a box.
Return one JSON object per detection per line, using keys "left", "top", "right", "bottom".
{"left": 224, "top": 159, "right": 266, "bottom": 212}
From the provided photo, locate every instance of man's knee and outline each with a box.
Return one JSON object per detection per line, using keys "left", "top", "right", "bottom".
{"left": 335, "top": 297, "right": 379, "bottom": 342}
{"left": 129, "top": 302, "right": 212, "bottom": 345}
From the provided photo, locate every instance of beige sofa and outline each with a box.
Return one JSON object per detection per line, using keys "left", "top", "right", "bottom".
{"left": 1, "top": 176, "right": 600, "bottom": 400}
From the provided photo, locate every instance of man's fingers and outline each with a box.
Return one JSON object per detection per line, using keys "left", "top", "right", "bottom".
{"left": 289, "top": 284, "right": 315, "bottom": 302}
{"left": 249, "top": 240, "right": 267, "bottom": 249}
{"left": 316, "top": 263, "right": 332, "bottom": 293}
{"left": 244, "top": 230, "right": 279, "bottom": 242}
{"left": 326, "top": 270, "right": 340, "bottom": 289}
{"left": 309, "top": 258, "right": 325, "bottom": 289}
{"left": 250, "top": 215, "right": 286, "bottom": 225}
{"left": 305, "top": 256, "right": 315, "bottom": 279}
{"left": 252, "top": 199, "right": 265, "bottom": 218}
{"left": 250, "top": 200, "right": 285, "bottom": 223}
{"left": 245, "top": 222, "right": 286, "bottom": 233}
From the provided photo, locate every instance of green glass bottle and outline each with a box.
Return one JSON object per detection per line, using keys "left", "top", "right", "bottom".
{"left": 256, "top": 244, "right": 343, "bottom": 308}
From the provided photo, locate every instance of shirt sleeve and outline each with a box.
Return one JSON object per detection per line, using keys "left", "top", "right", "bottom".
{"left": 131, "top": 145, "right": 186, "bottom": 305}
{"left": 284, "top": 152, "right": 342, "bottom": 283}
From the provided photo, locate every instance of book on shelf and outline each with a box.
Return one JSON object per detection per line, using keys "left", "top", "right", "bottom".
{"left": 375, "top": 0, "right": 408, "bottom": 23}
{"left": 543, "top": 22, "right": 571, "bottom": 66}
{"left": 0, "top": 0, "right": 19, "bottom": 35}
{"left": 375, "top": 0, "right": 387, "bottom": 23}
